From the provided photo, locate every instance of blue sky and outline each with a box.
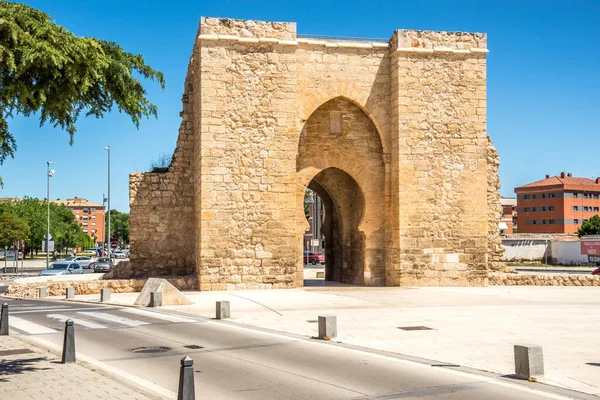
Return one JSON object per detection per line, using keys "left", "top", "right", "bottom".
{"left": 2, "top": 0, "right": 599, "bottom": 211}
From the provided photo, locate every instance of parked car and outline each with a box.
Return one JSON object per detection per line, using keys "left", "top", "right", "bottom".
{"left": 63, "top": 256, "right": 96, "bottom": 269}
{"left": 77, "top": 250, "right": 96, "bottom": 257}
{"left": 94, "top": 257, "right": 114, "bottom": 273}
{"left": 304, "top": 251, "right": 325, "bottom": 265}
{"left": 593, "top": 267, "right": 600, "bottom": 276}
{"left": 114, "top": 250, "right": 127, "bottom": 259}
{"left": 40, "top": 262, "right": 84, "bottom": 276}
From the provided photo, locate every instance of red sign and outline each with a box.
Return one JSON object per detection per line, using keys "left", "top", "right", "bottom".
{"left": 580, "top": 240, "right": 600, "bottom": 255}
{"left": 111, "top": 241, "right": 118, "bottom": 249}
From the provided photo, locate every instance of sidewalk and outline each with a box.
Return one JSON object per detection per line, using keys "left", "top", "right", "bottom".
{"left": 0, "top": 335, "right": 156, "bottom": 400}
{"left": 70, "top": 285, "right": 600, "bottom": 397}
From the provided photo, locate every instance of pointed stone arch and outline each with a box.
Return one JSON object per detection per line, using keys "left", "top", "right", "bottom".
{"left": 296, "top": 97, "right": 387, "bottom": 286}
{"left": 297, "top": 93, "right": 390, "bottom": 156}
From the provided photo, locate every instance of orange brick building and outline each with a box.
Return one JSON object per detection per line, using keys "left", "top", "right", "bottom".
{"left": 500, "top": 197, "right": 517, "bottom": 234}
{"left": 515, "top": 173, "right": 600, "bottom": 234}
{"left": 53, "top": 198, "right": 105, "bottom": 245}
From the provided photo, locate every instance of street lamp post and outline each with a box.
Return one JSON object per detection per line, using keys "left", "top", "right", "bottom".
{"left": 102, "top": 193, "right": 107, "bottom": 253}
{"left": 104, "top": 146, "right": 111, "bottom": 261}
{"left": 46, "top": 161, "right": 55, "bottom": 269}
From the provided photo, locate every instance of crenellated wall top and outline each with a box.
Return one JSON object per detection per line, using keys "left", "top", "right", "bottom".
{"left": 198, "top": 17, "right": 488, "bottom": 55}
{"left": 391, "top": 29, "right": 488, "bottom": 55}
{"left": 199, "top": 17, "right": 296, "bottom": 40}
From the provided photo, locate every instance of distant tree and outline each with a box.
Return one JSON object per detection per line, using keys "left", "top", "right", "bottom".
{"left": 578, "top": 215, "right": 600, "bottom": 237}
{"left": 0, "top": 211, "right": 29, "bottom": 247}
{"left": 149, "top": 152, "right": 172, "bottom": 172}
{"left": 105, "top": 209, "right": 129, "bottom": 243}
{"left": 0, "top": 1, "right": 165, "bottom": 186}
{"left": 304, "top": 189, "right": 312, "bottom": 217}
{"left": 0, "top": 197, "right": 87, "bottom": 256}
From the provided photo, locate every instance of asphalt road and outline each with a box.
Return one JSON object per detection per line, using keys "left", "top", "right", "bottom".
{"left": 1, "top": 298, "right": 584, "bottom": 400}
{"left": 514, "top": 267, "right": 596, "bottom": 275}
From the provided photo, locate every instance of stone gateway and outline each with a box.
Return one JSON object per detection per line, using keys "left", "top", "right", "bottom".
{"left": 129, "top": 17, "right": 504, "bottom": 290}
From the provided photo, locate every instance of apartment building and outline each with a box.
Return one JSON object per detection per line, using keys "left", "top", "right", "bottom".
{"left": 53, "top": 197, "right": 105, "bottom": 245}
{"left": 500, "top": 197, "right": 517, "bottom": 234}
{"left": 515, "top": 172, "right": 600, "bottom": 234}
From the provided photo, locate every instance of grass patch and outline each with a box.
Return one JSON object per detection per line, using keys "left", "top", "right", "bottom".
{"left": 507, "top": 262, "right": 589, "bottom": 268}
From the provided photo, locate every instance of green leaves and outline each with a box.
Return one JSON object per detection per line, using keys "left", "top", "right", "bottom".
{"left": 106, "top": 209, "right": 129, "bottom": 243}
{"left": 0, "top": 1, "right": 165, "bottom": 183}
{"left": 578, "top": 215, "right": 600, "bottom": 238}
{"left": 0, "top": 211, "right": 29, "bottom": 246}
{"left": 0, "top": 197, "right": 88, "bottom": 251}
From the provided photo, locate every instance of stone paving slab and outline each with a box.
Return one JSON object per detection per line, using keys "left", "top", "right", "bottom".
{"left": 0, "top": 335, "right": 156, "bottom": 399}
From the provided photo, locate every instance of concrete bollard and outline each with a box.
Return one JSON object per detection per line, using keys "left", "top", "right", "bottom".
{"left": 61, "top": 319, "right": 76, "bottom": 363}
{"left": 150, "top": 291, "right": 163, "bottom": 307}
{"left": 38, "top": 287, "right": 47, "bottom": 298}
{"left": 216, "top": 301, "right": 230, "bottom": 320}
{"left": 0, "top": 303, "right": 8, "bottom": 335}
{"left": 178, "top": 356, "right": 195, "bottom": 400}
{"left": 514, "top": 344, "right": 544, "bottom": 380}
{"left": 65, "top": 287, "right": 75, "bottom": 300}
{"left": 100, "top": 288, "right": 111, "bottom": 302}
{"left": 318, "top": 315, "right": 337, "bottom": 339}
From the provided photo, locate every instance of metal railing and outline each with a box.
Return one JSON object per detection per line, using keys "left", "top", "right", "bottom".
{"left": 297, "top": 33, "right": 388, "bottom": 43}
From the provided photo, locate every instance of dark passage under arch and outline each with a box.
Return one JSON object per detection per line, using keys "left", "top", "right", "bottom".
{"left": 305, "top": 168, "right": 365, "bottom": 284}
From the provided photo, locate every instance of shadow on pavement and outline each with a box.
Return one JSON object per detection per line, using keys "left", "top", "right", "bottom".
{"left": 0, "top": 356, "right": 50, "bottom": 382}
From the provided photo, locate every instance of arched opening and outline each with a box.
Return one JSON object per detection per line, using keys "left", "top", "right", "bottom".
{"left": 303, "top": 168, "right": 365, "bottom": 284}
{"left": 297, "top": 97, "right": 386, "bottom": 286}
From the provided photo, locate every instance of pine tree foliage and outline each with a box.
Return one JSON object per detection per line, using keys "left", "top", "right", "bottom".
{"left": 0, "top": 1, "right": 165, "bottom": 184}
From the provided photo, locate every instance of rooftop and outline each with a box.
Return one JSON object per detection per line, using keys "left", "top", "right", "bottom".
{"left": 500, "top": 197, "right": 517, "bottom": 206}
{"left": 52, "top": 197, "right": 104, "bottom": 208}
{"left": 516, "top": 172, "right": 600, "bottom": 190}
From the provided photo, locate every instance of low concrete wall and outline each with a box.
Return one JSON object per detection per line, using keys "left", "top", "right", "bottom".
{"left": 490, "top": 273, "right": 600, "bottom": 286}
{"left": 502, "top": 239, "right": 550, "bottom": 261}
{"left": 549, "top": 241, "right": 591, "bottom": 266}
{"left": 5, "top": 276, "right": 198, "bottom": 298}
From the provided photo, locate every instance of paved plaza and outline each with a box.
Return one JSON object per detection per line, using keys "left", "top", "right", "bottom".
{"left": 0, "top": 335, "right": 155, "bottom": 400}
{"left": 71, "top": 285, "right": 600, "bottom": 397}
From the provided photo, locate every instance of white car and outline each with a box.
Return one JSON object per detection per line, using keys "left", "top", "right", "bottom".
{"left": 62, "top": 256, "right": 96, "bottom": 269}
{"left": 114, "top": 250, "right": 127, "bottom": 259}
{"left": 40, "top": 262, "right": 84, "bottom": 276}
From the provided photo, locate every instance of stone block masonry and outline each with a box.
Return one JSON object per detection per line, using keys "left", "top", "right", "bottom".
{"left": 129, "top": 17, "right": 504, "bottom": 290}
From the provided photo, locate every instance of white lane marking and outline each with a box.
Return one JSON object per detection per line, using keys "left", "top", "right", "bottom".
{"left": 46, "top": 314, "right": 107, "bottom": 329}
{"left": 7, "top": 303, "right": 45, "bottom": 307}
{"left": 77, "top": 311, "right": 149, "bottom": 327}
{"left": 24, "top": 336, "right": 177, "bottom": 400}
{"left": 11, "top": 306, "right": 69, "bottom": 312}
{"left": 13, "top": 307, "right": 113, "bottom": 315}
{"left": 120, "top": 308, "right": 197, "bottom": 323}
{"left": 9, "top": 316, "right": 58, "bottom": 335}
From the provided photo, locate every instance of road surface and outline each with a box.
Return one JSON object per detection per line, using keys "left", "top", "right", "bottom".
{"left": 0, "top": 298, "right": 585, "bottom": 399}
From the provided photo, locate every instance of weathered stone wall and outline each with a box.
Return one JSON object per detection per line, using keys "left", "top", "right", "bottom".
{"left": 390, "top": 30, "right": 492, "bottom": 286}
{"left": 128, "top": 17, "right": 504, "bottom": 290}
{"left": 487, "top": 138, "right": 505, "bottom": 271}
{"left": 5, "top": 276, "right": 198, "bottom": 298}
{"left": 490, "top": 273, "right": 600, "bottom": 286}
{"left": 128, "top": 42, "right": 198, "bottom": 277}
{"left": 195, "top": 19, "right": 298, "bottom": 291}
